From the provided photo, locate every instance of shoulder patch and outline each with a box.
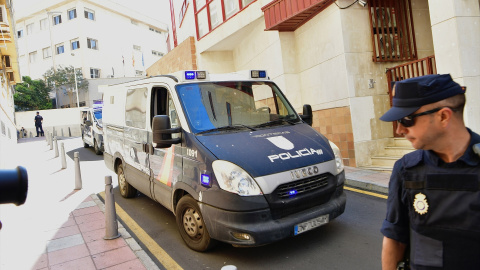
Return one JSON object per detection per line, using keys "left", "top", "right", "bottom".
{"left": 403, "top": 150, "right": 424, "bottom": 168}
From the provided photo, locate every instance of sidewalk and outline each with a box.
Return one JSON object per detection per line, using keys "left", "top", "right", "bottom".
{"left": 0, "top": 136, "right": 391, "bottom": 270}
{"left": 0, "top": 136, "right": 158, "bottom": 270}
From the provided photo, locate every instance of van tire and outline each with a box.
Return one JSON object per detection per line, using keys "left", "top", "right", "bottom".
{"left": 176, "top": 195, "right": 216, "bottom": 252}
{"left": 94, "top": 139, "right": 102, "bottom": 155}
{"left": 117, "top": 164, "right": 137, "bottom": 198}
{"left": 82, "top": 135, "right": 89, "bottom": 148}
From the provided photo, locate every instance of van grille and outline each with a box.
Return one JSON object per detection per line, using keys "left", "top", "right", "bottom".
{"left": 276, "top": 174, "right": 329, "bottom": 199}
{"left": 264, "top": 173, "right": 336, "bottom": 220}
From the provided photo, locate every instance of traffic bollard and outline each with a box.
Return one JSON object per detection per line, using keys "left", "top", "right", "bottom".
{"left": 47, "top": 132, "right": 51, "bottom": 146}
{"left": 104, "top": 176, "right": 120, "bottom": 240}
{"left": 61, "top": 128, "right": 64, "bottom": 137}
{"left": 68, "top": 127, "right": 71, "bottom": 137}
{"left": 54, "top": 137, "right": 59, "bottom": 158}
{"left": 61, "top": 142, "right": 67, "bottom": 169}
{"left": 74, "top": 152, "right": 82, "bottom": 190}
{"left": 49, "top": 133, "right": 53, "bottom": 150}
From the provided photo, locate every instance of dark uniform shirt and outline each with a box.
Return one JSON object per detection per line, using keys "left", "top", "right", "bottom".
{"left": 381, "top": 128, "right": 480, "bottom": 269}
{"left": 35, "top": 115, "right": 43, "bottom": 126}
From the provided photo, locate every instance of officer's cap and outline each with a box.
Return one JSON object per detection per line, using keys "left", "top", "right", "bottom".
{"left": 380, "top": 74, "right": 465, "bottom": 122}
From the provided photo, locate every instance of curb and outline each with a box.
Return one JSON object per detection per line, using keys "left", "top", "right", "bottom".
{"left": 91, "top": 194, "right": 161, "bottom": 270}
{"left": 345, "top": 178, "right": 389, "bottom": 195}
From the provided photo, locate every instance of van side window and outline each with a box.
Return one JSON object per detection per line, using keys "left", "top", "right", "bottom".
{"left": 126, "top": 87, "right": 147, "bottom": 129}
{"left": 151, "top": 87, "right": 180, "bottom": 138}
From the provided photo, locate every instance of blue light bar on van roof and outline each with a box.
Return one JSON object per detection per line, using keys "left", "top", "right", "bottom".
{"left": 251, "top": 70, "right": 267, "bottom": 79}
{"left": 184, "top": 71, "right": 208, "bottom": 80}
{"left": 185, "top": 71, "right": 196, "bottom": 80}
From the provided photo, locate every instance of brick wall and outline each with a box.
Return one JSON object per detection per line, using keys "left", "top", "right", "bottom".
{"left": 146, "top": 36, "right": 197, "bottom": 76}
{"left": 312, "top": 106, "right": 355, "bottom": 167}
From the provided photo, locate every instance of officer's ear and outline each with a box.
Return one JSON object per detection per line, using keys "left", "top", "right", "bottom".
{"left": 439, "top": 107, "right": 453, "bottom": 127}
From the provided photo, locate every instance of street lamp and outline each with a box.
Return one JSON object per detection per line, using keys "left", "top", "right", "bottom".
{"left": 71, "top": 53, "right": 80, "bottom": 108}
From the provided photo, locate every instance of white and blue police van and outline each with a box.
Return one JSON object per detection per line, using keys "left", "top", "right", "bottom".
{"left": 102, "top": 70, "right": 346, "bottom": 251}
{"left": 81, "top": 104, "right": 104, "bottom": 155}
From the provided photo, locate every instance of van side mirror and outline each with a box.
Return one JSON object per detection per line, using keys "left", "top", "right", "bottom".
{"left": 300, "top": 104, "right": 313, "bottom": 126}
{"left": 152, "top": 115, "right": 181, "bottom": 148}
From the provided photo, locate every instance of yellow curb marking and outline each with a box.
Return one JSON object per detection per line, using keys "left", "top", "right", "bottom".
{"left": 99, "top": 192, "right": 183, "bottom": 270}
{"left": 344, "top": 186, "right": 388, "bottom": 199}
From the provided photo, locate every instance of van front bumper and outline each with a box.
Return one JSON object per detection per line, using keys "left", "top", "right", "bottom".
{"left": 199, "top": 186, "right": 346, "bottom": 247}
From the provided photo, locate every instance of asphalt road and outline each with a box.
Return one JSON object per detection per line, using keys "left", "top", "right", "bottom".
{"left": 112, "top": 186, "right": 387, "bottom": 270}
{"left": 71, "top": 138, "right": 387, "bottom": 270}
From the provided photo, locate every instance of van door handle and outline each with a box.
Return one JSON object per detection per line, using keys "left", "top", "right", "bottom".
{"left": 142, "top": 143, "right": 153, "bottom": 154}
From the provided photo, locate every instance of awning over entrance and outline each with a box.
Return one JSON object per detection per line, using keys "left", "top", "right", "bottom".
{"left": 261, "top": 0, "right": 333, "bottom": 31}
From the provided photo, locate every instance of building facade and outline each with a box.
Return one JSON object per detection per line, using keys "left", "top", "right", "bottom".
{"left": 148, "top": 0, "right": 480, "bottom": 169}
{"left": 0, "top": 0, "right": 21, "bottom": 167}
{"left": 14, "top": 0, "right": 168, "bottom": 108}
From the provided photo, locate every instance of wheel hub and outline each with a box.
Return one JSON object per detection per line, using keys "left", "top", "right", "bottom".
{"left": 183, "top": 208, "right": 204, "bottom": 238}
{"left": 119, "top": 173, "right": 126, "bottom": 193}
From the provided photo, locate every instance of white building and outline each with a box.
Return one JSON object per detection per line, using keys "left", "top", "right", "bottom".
{"left": 14, "top": 0, "right": 168, "bottom": 106}
{"left": 149, "top": 0, "right": 480, "bottom": 169}
{"left": 0, "top": 0, "right": 21, "bottom": 168}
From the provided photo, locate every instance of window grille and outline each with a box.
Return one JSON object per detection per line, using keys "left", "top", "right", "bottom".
{"left": 368, "top": 0, "right": 417, "bottom": 62}
{"left": 193, "top": 0, "right": 257, "bottom": 40}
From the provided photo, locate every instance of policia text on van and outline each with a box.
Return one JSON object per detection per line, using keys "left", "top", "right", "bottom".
{"left": 102, "top": 70, "right": 346, "bottom": 251}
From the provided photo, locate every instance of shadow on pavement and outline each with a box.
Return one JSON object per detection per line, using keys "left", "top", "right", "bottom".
{"left": 66, "top": 147, "right": 104, "bottom": 162}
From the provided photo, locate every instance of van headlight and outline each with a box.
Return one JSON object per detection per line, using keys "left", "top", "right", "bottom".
{"left": 329, "top": 141, "right": 344, "bottom": 174}
{"left": 212, "top": 161, "right": 262, "bottom": 196}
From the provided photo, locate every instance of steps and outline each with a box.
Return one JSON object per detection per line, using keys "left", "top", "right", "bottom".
{"left": 360, "top": 138, "right": 415, "bottom": 172}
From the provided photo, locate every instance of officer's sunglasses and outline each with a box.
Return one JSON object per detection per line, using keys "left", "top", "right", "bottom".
{"left": 397, "top": 106, "right": 459, "bottom": 127}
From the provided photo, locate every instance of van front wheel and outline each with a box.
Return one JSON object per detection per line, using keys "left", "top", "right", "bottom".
{"left": 117, "top": 164, "right": 137, "bottom": 198}
{"left": 176, "top": 195, "right": 216, "bottom": 252}
{"left": 94, "top": 139, "right": 102, "bottom": 155}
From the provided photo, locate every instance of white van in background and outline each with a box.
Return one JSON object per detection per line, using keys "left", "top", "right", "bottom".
{"left": 102, "top": 70, "right": 346, "bottom": 251}
{"left": 81, "top": 105, "right": 104, "bottom": 155}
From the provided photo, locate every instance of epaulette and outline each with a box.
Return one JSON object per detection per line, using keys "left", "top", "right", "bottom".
{"left": 403, "top": 149, "right": 424, "bottom": 168}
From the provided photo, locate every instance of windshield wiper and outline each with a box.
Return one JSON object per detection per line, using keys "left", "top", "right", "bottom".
{"left": 196, "top": 124, "right": 256, "bottom": 134}
{"left": 253, "top": 118, "right": 298, "bottom": 128}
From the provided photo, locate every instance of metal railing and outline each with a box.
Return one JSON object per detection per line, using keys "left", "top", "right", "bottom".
{"left": 386, "top": 55, "right": 436, "bottom": 88}
{"left": 385, "top": 55, "right": 436, "bottom": 137}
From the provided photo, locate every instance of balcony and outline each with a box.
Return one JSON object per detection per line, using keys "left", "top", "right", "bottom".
{"left": 262, "top": 0, "right": 333, "bottom": 31}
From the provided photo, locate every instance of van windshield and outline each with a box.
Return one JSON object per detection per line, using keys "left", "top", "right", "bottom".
{"left": 176, "top": 81, "right": 300, "bottom": 134}
{"left": 93, "top": 109, "right": 102, "bottom": 125}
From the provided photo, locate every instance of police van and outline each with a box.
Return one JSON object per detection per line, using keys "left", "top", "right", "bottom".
{"left": 81, "top": 106, "right": 104, "bottom": 155}
{"left": 102, "top": 70, "right": 346, "bottom": 251}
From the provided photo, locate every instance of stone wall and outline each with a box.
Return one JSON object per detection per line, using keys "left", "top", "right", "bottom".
{"left": 146, "top": 37, "right": 197, "bottom": 75}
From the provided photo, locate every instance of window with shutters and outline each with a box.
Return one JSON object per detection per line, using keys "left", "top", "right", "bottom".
{"left": 368, "top": 0, "right": 417, "bottom": 62}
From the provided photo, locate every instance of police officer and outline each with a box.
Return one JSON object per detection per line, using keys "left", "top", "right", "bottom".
{"left": 34, "top": 111, "right": 44, "bottom": 137}
{"left": 379, "top": 74, "right": 480, "bottom": 269}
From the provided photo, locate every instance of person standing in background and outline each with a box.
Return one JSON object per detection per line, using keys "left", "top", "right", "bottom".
{"left": 34, "top": 112, "right": 44, "bottom": 137}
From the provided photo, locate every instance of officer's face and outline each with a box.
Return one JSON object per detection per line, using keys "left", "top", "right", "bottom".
{"left": 396, "top": 105, "right": 446, "bottom": 150}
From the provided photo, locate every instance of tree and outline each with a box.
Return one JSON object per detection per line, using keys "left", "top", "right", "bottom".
{"left": 14, "top": 76, "right": 53, "bottom": 111}
{"left": 43, "top": 65, "right": 89, "bottom": 108}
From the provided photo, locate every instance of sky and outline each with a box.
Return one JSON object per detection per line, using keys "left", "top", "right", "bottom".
{"left": 12, "top": 0, "right": 172, "bottom": 26}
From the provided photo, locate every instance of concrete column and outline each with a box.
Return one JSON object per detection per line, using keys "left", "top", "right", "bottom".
{"left": 429, "top": 0, "right": 480, "bottom": 132}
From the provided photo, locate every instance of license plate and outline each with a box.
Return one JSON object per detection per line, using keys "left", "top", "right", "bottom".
{"left": 294, "top": 214, "right": 329, "bottom": 235}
